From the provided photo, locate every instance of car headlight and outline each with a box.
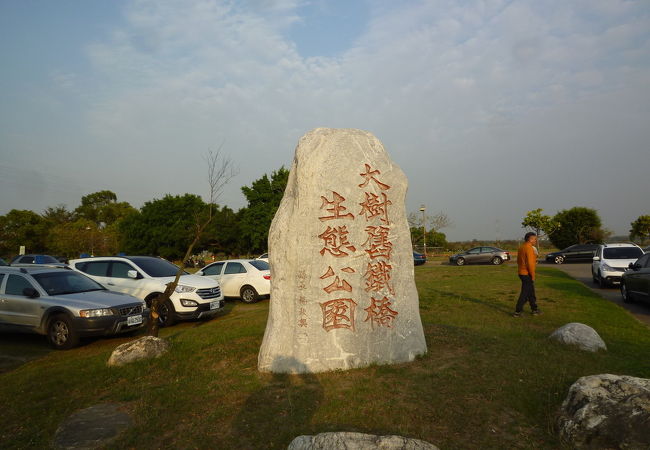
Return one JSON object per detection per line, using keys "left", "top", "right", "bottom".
{"left": 175, "top": 285, "right": 196, "bottom": 293}
{"left": 80, "top": 308, "right": 114, "bottom": 318}
{"left": 602, "top": 263, "right": 614, "bottom": 272}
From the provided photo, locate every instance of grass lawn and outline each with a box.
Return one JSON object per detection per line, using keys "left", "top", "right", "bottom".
{"left": 1, "top": 263, "right": 649, "bottom": 449}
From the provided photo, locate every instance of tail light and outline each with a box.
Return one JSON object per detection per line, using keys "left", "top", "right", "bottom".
{"left": 263, "top": 275, "right": 271, "bottom": 280}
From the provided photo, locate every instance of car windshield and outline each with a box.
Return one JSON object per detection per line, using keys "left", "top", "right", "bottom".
{"left": 249, "top": 260, "right": 269, "bottom": 271}
{"left": 32, "top": 271, "right": 106, "bottom": 295}
{"left": 603, "top": 247, "right": 643, "bottom": 259}
{"left": 129, "top": 257, "right": 187, "bottom": 277}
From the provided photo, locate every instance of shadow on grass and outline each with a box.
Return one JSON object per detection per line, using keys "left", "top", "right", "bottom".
{"left": 0, "top": 332, "right": 52, "bottom": 373}
{"left": 231, "top": 358, "right": 323, "bottom": 449}
{"left": 427, "top": 288, "right": 512, "bottom": 314}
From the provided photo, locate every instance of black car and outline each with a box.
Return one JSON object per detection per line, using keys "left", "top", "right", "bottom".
{"left": 545, "top": 244, "right": 599, "bottom": 264}
{"left": 621, "top": 252, "right": 650, "bottom": 304}
{"left": 413, "top": 252, "right": 426, "bottom": 266}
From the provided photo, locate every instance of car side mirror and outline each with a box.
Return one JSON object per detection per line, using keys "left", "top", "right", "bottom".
{"left": 127, "top": 270, "right": 139, "bottom": 279}
{"left": 22, "top": 287, "right": 40, "bottom": 298}
{"left": 629, "top": 262, "right": 641, "bottom": 270}
{"left": 196, "top": 270, "right": 204, "bottom": 276}
{"left": 592, "top": 256, "right": 600, "bottom": 261}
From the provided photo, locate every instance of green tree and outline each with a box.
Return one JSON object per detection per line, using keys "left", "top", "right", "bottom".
{"left": 43, "top": 204, "right": 74, "bottom": 225}
{"left": 629, "top": 215, "right": 650, "bottom": 245}
{"left": 119, "top": 194, "right": 209, "bottom": 260}
{"left": 521, "top": 208, "right": 560, "bottom": 250}
{"left": 0, "top": 209, "right": 48, "bottom": 257}
{"left": 75, "top": 190, "right": 136, "bottom": 226}
{"left": 410, "top": 227, "right": 447, "bottom": 249}
{"left": 47, "top": 218, "right": 97, "bottom": 258}
{"left": 548, "top": 207, "right": 604, "bottom": 250}
{"left": 204, "top": 206, "right": 242, "bottom": 256}
{"left": 239, "top": 167, "right": 290, "bottom": 253}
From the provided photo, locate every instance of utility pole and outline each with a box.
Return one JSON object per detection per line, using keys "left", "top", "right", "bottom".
{"left": 420, "top": 204, "right": 426, "bottom": 257}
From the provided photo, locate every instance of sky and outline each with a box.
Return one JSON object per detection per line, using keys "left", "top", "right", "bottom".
{"left": 1, "top": 0, "right": 649, "bottom": 242}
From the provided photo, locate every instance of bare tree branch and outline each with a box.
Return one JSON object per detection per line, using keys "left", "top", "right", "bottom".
{"left": 147, "top": 146, "right": 239, "bottom": 336}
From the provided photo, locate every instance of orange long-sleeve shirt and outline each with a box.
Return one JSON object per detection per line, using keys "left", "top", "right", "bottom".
{"left": 517, "top": 241, "right": 537, "bottom": 280}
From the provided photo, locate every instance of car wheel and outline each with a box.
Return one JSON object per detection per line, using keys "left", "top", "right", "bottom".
{"left": 598, "top": 272, "right": 608, "bottom": 289}
{"left": 592, "top": 268, "right": 598, "bottom": 284}
{"left": 491, "top": 256, "right": 503, "bottom": 265}
{"left": 158, "top": 300, "right": 176, "bottom": 327}
{"left": 621, "top": 283, "right": 634, "bottom": 303}
{"left": 455, "top": 257, "right": 465, "bottom": 266}
{"left": 554, "top": 255, "right": 564, "bottom": 264}
{"left": 240, "top": 286, "right": 259, "bottom": 303}
{"left": 47, "top": 314, "right": 79, "bottom": 350}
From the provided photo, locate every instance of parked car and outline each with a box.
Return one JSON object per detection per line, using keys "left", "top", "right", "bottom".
{"left": 592, "top": 243, "right": 644, "bottom": 288}
{"left": 10, "top": 254, "right": 67, "bottom": 268}
{"left": 0, "top": 258, "right": 8, "bottom": 266}
{"left": 545, "top": 244, "right": 599, "bottom": 264}
{"left": 69, "top": 256, "right": 224, "bottom": 327}
{"left": 449, "top": 247, "right": 510, "bottom": 266}
{"left": 256, "top": 253, "right": 269, "bottom": 263}
{"left": 0, "top": 266, "right": 148, "bottom": 349}
{"left": 413, "top": 252, "right": 426, "bottom": 266}
{"left": 197, "top": 259, "right": 270, "bottom": 303}
{"left": 621, "top": 252, "right": 650, "bottom": 304}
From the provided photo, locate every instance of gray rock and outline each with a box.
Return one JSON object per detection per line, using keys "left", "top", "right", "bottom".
{"left": 288, "top": 432, "right": 439, "bottom": 450}
{"left": 549, "top": 322, "right": 607, "bottom": 352}
{"left": 558, "top": 374, "right": 650, "bottom": 449}
{"left": 107, "top": 335, "right": 170, "bottom": 367}
{"left": 258, "top": 128, "right": 427, "bottom": 373}
{"left": 53, "top": 403, "right": 132, "bottom": 449}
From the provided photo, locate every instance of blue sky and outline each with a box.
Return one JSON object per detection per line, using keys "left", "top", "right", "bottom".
{"left": 1, "top": 0, "right": 649, "bottom": 241}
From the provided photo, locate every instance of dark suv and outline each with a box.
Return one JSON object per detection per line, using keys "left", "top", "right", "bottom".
{"left": 545, "top": 244, "right": 600, "bottom": 264}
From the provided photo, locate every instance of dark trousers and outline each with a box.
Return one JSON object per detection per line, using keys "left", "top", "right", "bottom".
{"left": 516, "top": 275, "right": 538, "bottom": 312}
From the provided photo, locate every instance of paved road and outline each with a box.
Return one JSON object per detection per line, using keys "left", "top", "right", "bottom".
{"left": 548, "top": 262, "right": 650, "bottom": 326}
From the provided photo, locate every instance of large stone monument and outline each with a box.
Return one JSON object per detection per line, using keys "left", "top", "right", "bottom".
{"left": 258, "top": 128, "right": 427, "bottom": 373}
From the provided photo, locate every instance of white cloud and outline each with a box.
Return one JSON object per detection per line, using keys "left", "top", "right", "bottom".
{"left": 2, "top": 0, "right": 649, "bottom": 240}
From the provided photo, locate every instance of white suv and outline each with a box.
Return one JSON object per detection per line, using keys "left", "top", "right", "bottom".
{"left": 70, "top": 256, "right": 224, "bottom": 326}
{"left": 592, "top": 243, "right": 644, "bottom": 288}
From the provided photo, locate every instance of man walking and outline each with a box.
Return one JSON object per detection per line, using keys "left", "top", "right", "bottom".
{"left": 513, "top": 232, "right": 540, "bottom": 317}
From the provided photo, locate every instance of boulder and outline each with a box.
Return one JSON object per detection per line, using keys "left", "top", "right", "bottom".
{"left": 557, "top": 374, "right": 650, "bottom": 449}
{"left": 549, "top": 323, "right": 607, "bottom": 352}
{"left": 258, "top": 128, "right": 427, "bottom": 373}
{"left": 288, "top": 432, "right": 439, "bottom": 450}
{"left": 107, "top": 336, "right": 170, "bottom": 367}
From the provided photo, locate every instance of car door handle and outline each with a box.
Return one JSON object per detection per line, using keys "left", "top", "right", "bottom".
{"left": 107, "top": 282, "right": 115, "bottom": 286}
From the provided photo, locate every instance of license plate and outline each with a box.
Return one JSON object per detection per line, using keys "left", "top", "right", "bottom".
{"left": 127, "top": 315, "right": 143, "bottom": 326}
{"left": 210, "top": 301, "right": 220, "bottom": 310}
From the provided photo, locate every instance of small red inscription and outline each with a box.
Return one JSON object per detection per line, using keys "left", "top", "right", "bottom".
{"left": 364, "top": 296, "right": 398, "bottom": 329}
{"left": 358, "top": 164, "right": 390, "bottom": 191}
{"left": 319, "top": 191, "right": 354, "bottom": 221}
{"left": 363, "top": 225, "right": 393, "bottom": 260}
{"left": 359, "top": 192, "right": 392, "bottom": 224}
{"left": 320, "top": 298, "right": 357, "bottom": 332}
{"left": 319, "top": 226, "right": 357, "bottom": 257}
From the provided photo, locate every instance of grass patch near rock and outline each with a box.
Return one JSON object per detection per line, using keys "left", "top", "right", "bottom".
{"left": 1, "top": 264, "right": 649, "bottom": 449}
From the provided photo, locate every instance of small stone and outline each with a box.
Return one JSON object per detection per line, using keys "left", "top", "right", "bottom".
{"left": 288, "top": 432, "right": 439, "bottom": 450}
{"left": 557, "top": 374, "right": 650, "bottom": 449}
{"left": 549, "top": 322, "right": 607, "bottom": 352}
{"left": 107, "top": 335, "right": 170, "bottom": 367}
{"left": 53, "top": 403, "right": 132, "bottom": 449}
